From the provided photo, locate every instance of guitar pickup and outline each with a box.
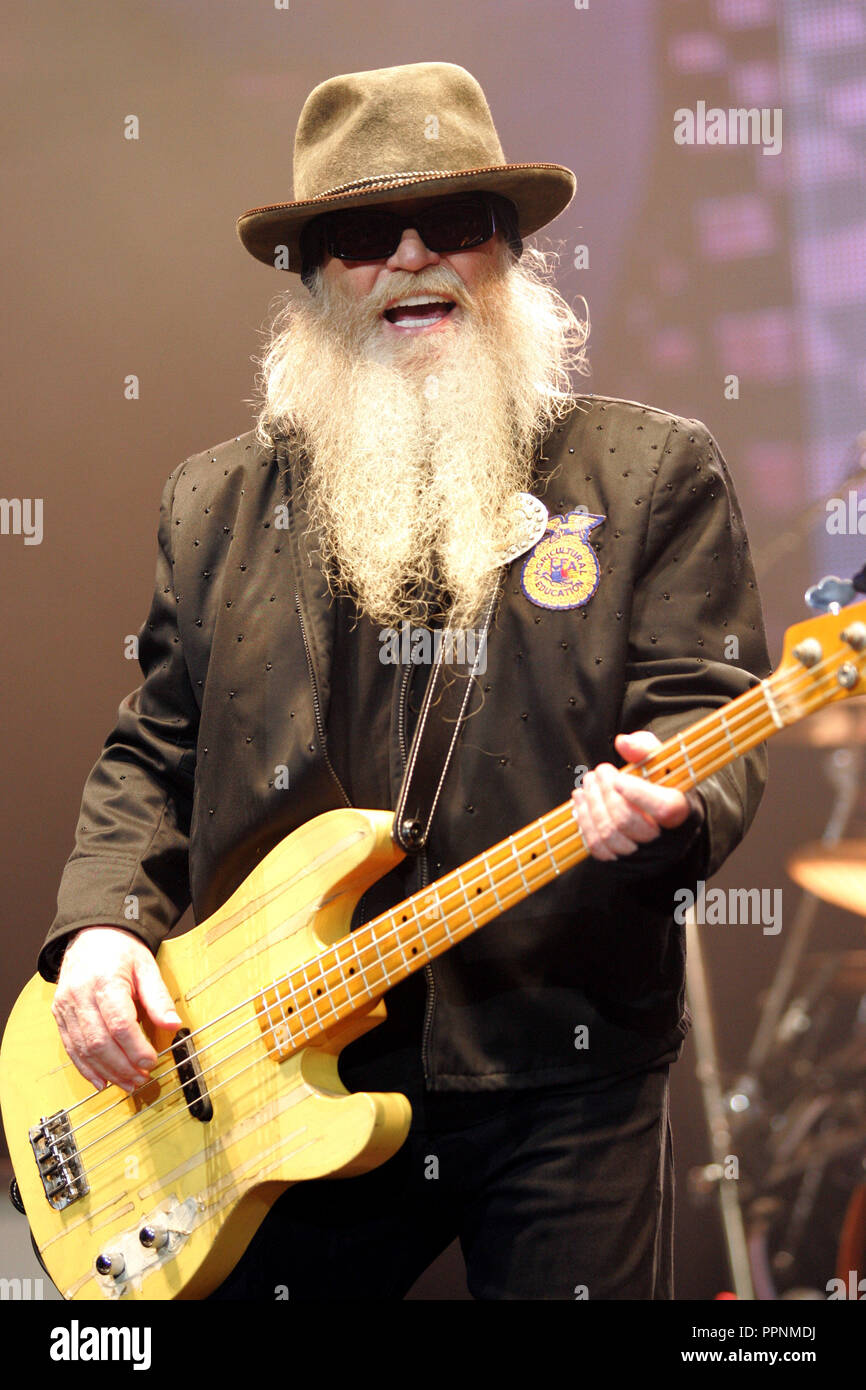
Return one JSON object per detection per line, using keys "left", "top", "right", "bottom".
{"left": 171, "top": 1028, "right": 213, "bottom": 1122}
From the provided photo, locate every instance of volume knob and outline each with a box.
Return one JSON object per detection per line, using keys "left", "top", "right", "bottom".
{"left": 139, "top": 1222, "right": 168, "bottom": 1250}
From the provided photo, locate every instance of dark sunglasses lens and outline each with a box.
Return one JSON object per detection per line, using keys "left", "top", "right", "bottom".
{"left": 418, "top": 202, "right": 492, "bottom": 250}
{"left": 325, "top": 200, "right": 493, "bottom": 260}
{"left": 326, "top": 210, "right": 399, "bottom": 260}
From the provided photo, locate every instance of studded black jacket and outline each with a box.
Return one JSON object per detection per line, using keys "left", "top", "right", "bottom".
{"left": 39, "top": 395, "right": 771, "bottom": 1091}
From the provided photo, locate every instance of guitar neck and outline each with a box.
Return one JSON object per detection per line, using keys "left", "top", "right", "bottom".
{"left": 263, "top": 675, "right": 789, "bottom": 1049}
{"left": 261, "top": 610, "right": 865, "bottom": 1052}
{"left": 340, "top": 679, "right": 783, "bottom": 987}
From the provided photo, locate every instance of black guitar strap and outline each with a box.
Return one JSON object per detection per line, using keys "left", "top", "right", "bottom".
{"left": 392, "top": 573, "right": 502, "bottom": 853}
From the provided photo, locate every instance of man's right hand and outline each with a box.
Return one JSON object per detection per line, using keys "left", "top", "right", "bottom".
{"left": 52, "top": 926, "right": 182, "bottom": 1093}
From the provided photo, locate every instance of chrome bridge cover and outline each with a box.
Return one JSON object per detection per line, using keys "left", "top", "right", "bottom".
{"left": 29, "top": 1110, "right": 89, "bottom": 1210}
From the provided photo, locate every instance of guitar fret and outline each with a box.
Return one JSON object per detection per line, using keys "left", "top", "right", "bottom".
{"left": 349, "top": 931, "right": 374, "bottom": 1000}
{"left": 483, "top": 854, "right": 503, "bottom": 908}
{"left": 761, "top": 679, "right": 784, "bottom": 730}
{"left": 311, "top": 955, "right": 341, "bottom": 1025}
{"left": 407, "top": 897, "right": 426, "bottom": 958}
{"left": 275, "top": 985, "right": 292, "bottom": 1052}
{"left": 719, "top": 709, "right": 738, "bottom": 756}
{"left": 509, "top": 840, "right": 531, "bottom": 893}
{"left": 304, "top": 961, "right": 332, "bottom": 1028}
{"left": 458, "top": 872, "right": 479, "bottom": 924}
{"left": 296, "top": 963, "right": 319, "bottom": 1022}
{"left": 539, "top": 821, "right": 560, "bottom": 873}
{"left": 395, "top": 920, "right": 412, "bottom": 969}
{"left": 678, "top": 733, "right": 699, "bottom": 787}
{"left": 429, "top": 887, "right": 455, "bottom": 942}
{"left": 370, "top": 929, "right": 391, "bottom": 988}
{"left": 297, "top": 962, "right": 330, "bottom": 1036}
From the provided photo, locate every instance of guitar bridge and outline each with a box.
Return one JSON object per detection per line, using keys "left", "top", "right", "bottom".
{"left": 29, "top": 1110, "right": 88, "bottom": 1210}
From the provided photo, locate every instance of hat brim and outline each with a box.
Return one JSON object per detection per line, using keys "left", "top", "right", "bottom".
{"left": 236, "top": 163, "right": 576, "bottom": 272}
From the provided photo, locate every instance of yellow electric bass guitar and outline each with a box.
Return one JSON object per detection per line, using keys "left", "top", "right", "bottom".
{"left": 2, "top": 602, "right": 865, "bottom": 1300}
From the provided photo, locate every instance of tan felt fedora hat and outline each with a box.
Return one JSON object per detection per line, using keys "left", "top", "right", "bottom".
{"left": 236, "top": 61, "right": 576, "bottom": 273}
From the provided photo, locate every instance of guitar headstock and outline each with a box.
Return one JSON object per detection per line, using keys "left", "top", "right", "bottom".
{"left": 774, "top": 599, "right": 866, "bottom": 724}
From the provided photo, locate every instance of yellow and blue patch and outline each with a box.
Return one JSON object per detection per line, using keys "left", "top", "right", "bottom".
{"left": 520, "top": 509, "right": 605, "bottom": 610}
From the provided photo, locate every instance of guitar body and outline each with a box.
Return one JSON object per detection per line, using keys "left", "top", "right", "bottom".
{"left": 0, "top": 807, "right": 412, "bottom": 1301}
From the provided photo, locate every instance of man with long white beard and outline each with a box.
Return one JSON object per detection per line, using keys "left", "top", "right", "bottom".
{"left": 39, "top": 62, "right": 770, "bottom": 1299}
{"left": 259, "top": 205, "right": 582, "bottom": 636}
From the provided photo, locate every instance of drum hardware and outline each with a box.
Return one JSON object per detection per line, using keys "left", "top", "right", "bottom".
{"left": 688, "top": 559, "right": 866, "bottom": 1298}
{"left": 685, "top": 909, "right": 755, "bottom": 1299}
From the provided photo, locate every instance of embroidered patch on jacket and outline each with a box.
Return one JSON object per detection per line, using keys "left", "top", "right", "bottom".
{"left": 520, "top": 509, "right": 605, "bottom": 610}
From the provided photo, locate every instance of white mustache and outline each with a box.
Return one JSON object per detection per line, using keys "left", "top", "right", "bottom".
{"left": 356, "top": 271, "right": 472, "bottom": 321}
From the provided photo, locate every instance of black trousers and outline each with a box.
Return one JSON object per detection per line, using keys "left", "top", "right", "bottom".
{"left": 207, "top": 1063, "right": 674, "bottom": 1301}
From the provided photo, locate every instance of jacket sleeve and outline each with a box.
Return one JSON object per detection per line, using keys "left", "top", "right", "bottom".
{"left": 38, "top": 464, "right": 199, "bottom": 982}
{"left": 613, "top": 417, "right": 771, "bottom": 882}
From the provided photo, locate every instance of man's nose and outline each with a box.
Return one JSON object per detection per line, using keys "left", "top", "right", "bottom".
{"left": 385, "top": 226, "right": 441, "bottom": 272}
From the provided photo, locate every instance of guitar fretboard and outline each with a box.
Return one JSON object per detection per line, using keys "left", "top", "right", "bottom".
{"left": 255, "top": 645, "right": 861, "bottom": 1058}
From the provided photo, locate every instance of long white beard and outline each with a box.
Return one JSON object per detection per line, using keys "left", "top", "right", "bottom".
{"left": 254, "top": 242, "right": 590, "bottom": 630}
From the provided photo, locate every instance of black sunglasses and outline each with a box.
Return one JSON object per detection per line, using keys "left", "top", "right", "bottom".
{"left": 313, "top": 198, "right": 497, "bottom": 262}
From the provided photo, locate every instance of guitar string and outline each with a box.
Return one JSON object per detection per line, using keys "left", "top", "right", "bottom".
{"left": 40, "top": 650, "right": 862, "bottom": 1196}
{"left": 45, "top": 648, "right": 860, "bottom": 1170}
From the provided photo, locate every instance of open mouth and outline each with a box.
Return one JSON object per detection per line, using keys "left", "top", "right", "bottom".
{"left": 382, "top": 294, "right": 457, "bottom": 329}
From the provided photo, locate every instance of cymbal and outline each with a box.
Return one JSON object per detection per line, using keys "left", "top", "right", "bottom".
{"left": 776, "top": 701, "right": 866, "bottom": 748}
{"left": 788, "top": 841, "right": 866, "bottom": 918}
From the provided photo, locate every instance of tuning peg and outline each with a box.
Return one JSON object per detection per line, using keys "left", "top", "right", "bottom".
{"left": 841, "top": 622, "right": 866, "bottom": 651}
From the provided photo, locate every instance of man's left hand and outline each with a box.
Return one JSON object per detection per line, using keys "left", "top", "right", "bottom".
{"left": 571, "top": 731, "right": 704, "bottom": 863}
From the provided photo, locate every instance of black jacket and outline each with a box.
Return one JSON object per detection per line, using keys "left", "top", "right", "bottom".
{"left": 40, "top": 395, "right": 771, "bottom": 1091}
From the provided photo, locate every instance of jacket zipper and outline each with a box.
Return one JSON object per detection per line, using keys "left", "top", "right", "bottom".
{"left": 397, "top": 658, "right": 435, "bottom": 1086}
{"left": 284, "top": 467, "right": 352, "bottom": 811}
{"left": 293, "top": 588, "right": 352, "bottom": 808}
